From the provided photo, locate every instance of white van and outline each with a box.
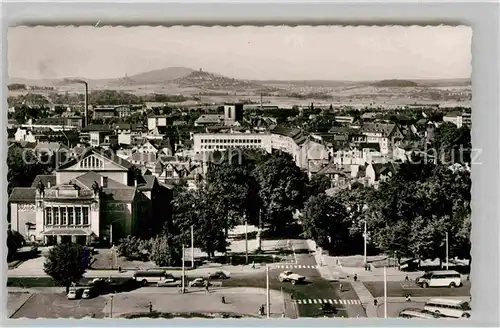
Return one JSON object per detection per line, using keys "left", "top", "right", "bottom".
{"left": 423, "top": 298, "right": 471, "bottom": 318}
{"left": 399, "top": 310, "right": 437, "bottom": 319}
{"left": 416, "top": 270, "right": 462, "bottom": 288}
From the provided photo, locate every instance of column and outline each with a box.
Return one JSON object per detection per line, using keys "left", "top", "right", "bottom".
{"left": 71, "top": 235, "right": 77, "bottom": 243}
{"left": 43, "top": 235, "right": 47, "bottom": 245}
{"left": 56, "top": 235, "right": 62, "bottom": 244}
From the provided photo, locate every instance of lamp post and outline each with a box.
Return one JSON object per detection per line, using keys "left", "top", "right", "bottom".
{"left": 191, "top": 225, "right": 194, "bottom": 268}
{"left": 445, "top": 232, "right": 449, "bottom": 270}
{"left": 182, "top": 244, "right": 186, "bottom": 293}
{"left": 360, "top": 220, "right": 368, "bottom": 266}
{"left": 245, "top": 220, "right": 248, "bottom": 264}
{"left": 110, "top": 294, "right": 114, "bottom": 318}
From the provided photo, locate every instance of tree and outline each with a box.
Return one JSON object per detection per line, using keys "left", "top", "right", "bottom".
{"left": 44, "top": 243, "right": 88, "bottom": 293}
{"left": 149, "top": 234, "right": 182, "bottom": 267}
{"left": 7, "top": 229, "right": 25, "bottom": 261}
{"left": 205, "top": 163, "right": 260, "bottom": 230}
{"left": 301, "top": 194, "right": 349, "bottom": 254}
{"left": 307, "top": 174, "right": 331, "bottom": 196}
{"left": 253, "top": 152, "right": 308, "bottom": 233}
{"left": 8, "top": 145, "right": 51, "bottom": 194}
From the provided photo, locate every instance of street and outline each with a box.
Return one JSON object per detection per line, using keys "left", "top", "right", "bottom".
{"left": 225, "top": 240, "right": 365, "bottom": 318}
{"left": 363, "top": 280, "right": 471, "bottom": 298}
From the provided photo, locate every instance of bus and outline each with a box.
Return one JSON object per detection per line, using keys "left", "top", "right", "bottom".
{"left": 133, "top": 270, "right": 170, "bottom": 285}
{"left": 399, "top": 310, "right": 438, "bottom": 319}
{"left": 423, "top": 298, "right": 471, "bottom": 318}
{"left": 415, "top": 270, "right": 462, "bottom": 288}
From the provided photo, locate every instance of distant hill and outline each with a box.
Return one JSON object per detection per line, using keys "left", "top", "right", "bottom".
{"left": 110, "top": 67, "right": 194, "bottom": 85}
{"left": 173, "top": 69, "right": 267, "bottom": 90}
{"left": 371, "top": 79, "right": 419, "bottom": 87}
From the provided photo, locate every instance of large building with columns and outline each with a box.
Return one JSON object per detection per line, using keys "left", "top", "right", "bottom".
{"left": 9, "top": 147, "right": 171, "bottom": 245}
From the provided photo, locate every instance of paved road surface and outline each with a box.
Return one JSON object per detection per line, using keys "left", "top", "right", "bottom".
{"left": 364, "top": 281, "right": 471, "bottom": 298}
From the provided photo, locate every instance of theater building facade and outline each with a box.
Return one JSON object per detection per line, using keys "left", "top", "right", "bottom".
{"left": 9, "top": 147, "right": 171, "bottom": 245}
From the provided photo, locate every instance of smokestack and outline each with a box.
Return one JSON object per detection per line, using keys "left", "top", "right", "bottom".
{"left": 84, "top": 82, "right": 88, "bottom": 128}
{"left": 260, "top": 93, "right": 263, "bottom": 111}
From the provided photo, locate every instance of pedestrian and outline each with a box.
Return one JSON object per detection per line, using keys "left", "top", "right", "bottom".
{"left": 467, "top": 274, "right": 470, "bottom": 281}
{"left": 148, "top": 301, "right": 153, "bottom": 313}
{"left": 373, "top": 299, "right": 378, "bottom": 306}
{"left": 405, "top": 294, "right": 412, "bottom": 302}
{"left": 353, "top": 274, "right": 358, "bottom": 282}
{"left": 339, "top": 283, "right": 343, "bottom": 292}
{"left": 368, "top": 265, "right": 372, "bottom": 272}
{"left": 118, "top": 266, "right": 122, "bottom": 273}
{"left": 405, "top": 275, "right": 409, "bottom": 281}
{"left": 259, "top": 304, "right": 264, "bottom": 316}
{"left": 205, "top": 281, "right": 209, "bottom": 293}
{"left": 281, "top": 312, "right": 285, "bottom": 318}
{"left": 221, "top": 296, "right": 226, "bottom": 304}
{"left": 252, "top": 261, "right": 255, "bottom": 269}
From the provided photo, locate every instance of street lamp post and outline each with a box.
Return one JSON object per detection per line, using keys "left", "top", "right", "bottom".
{"left": 182, "top": 244, "right": 186, "bottom": 293}
{"left": 191, "top": 225, "right": 194, "bottom": 268}
{"left": 361, "top": 220, "right": 368, "bottom": 266}
{"left": 110, "top": 295, "right": 114, "bottom": 318}
{"left": 266, "top": 265, "right": 270, "bottom": 318}
{"left": 245, "top": 220, "right": 248, "bottom": 264}
{"left": 445, "top": 232, "right": 449, "bottom": 270}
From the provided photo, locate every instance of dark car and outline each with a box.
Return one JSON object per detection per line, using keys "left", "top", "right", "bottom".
{"left": 321, "top": 303, "right": 337, "bottom": 314}
{"left": 208, "top": 271, "right": 230, "bottom": 280}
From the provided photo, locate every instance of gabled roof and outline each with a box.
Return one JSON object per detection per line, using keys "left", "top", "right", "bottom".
{"left": 137, "top": 175, "right": 156, "bottom": 191}
{"left": 9, "top": 187, "right": 36, "bottom": 202}
{"left": 56, "top": 147, "right": 134, "bottom": 171}
{"left": 82, "top": 124, "right": 112, "bottom": 132}
{"left": 195, "top": 114, "right": 225, "bottom": 124}
{"left": 361, "top": 123, "right": 397, "bottom": 136}
{"left": 31, "top": 175, "right": 57, "bottom": 188}
{"left": 75, "top": 171, "right": 127, "bottom": 189}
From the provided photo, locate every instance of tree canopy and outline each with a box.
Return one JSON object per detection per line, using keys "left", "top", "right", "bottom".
{"left": 43, "top": 243, "right": 88, "bottom": 293}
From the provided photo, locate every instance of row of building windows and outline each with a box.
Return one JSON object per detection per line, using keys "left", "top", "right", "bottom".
{"left": 45, "top": 206, "right": 89, "bottom": 226}
{"left": 200, "top": 138, "right": 263, "bottom": 144}
{"left": 201, "top": 145, "right": 261, "bottom": 150}
{"left": 80, "top": 156, "right": 104, "bottom": 169}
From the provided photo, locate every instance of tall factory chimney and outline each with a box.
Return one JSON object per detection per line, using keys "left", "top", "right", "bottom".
{"left": 83, "top": 82, "right": 88, "bottom": 127}
{"left": 260, "top": 93, "right": 263, "bottom": 110}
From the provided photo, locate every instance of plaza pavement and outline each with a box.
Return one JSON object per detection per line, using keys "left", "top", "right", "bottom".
{"left": 8, "top": 287, "right": 295, "bottom": 319}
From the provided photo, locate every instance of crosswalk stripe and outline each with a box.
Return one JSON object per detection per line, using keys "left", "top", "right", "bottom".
{"left": 294, "top": 299, "right": 361, "bottom": 305}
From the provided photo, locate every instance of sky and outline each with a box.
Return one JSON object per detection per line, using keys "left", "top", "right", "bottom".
{"left": 8, "top": 26, "right": 472, "bottom": 81}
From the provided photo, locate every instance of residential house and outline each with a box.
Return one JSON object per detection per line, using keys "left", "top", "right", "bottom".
{"left": 81, "top": 125, "right": 114, "bottom": 147}
{"left": 93, "top": 107, "right": 116, "bottom": 119}
{"left": 360, "top": 122, "right": 404, "bottom": 155}
{"left": 14, "top": 127, "right": 36, "bottom": 143}
{"left": 365, "top": 163, "right": 399, "bottom": 186}
{"left": 115, "top": 105, "right": 131, "bottom": 118}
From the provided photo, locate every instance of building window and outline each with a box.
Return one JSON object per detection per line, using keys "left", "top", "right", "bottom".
{"left": 166, "top": 170, "right": 173, "bottom": 178}
{"left": 82, "top": 207, "right": 89, "bottom": 225}
{"left": 61, "top": 207, "right": 67, "bottom": 225}
{"left": 45, "top": 208, "right": 52, "bottom": 225}
{"left": 53, "top": 208, "right": 60, "bottom": 225}
{"left": 68, "top": 207, "right": 74, "bottom": 225}
{"left": 75, "top": 208, "right": 82, "bottom": 225}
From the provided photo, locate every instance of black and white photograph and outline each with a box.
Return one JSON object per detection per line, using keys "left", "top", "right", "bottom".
{"left": 6, "top": 25, "right": 472, "bottom": 320}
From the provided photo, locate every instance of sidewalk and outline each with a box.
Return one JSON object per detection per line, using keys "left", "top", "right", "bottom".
{"left": 8, "top": 263, "right": 268, "bottom": 278}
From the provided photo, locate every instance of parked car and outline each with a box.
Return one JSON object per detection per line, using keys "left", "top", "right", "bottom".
{"left": 278, "top": 271, "right": 305, "bottom": 285}
{"left": 189, "top": 278, "right": 211, "bottom": 287}
{"left": 208, "top": 271, "right": 230, "bottom": 280}
{"left": 157, "top": 274, "right": 182, "bottom": 287}
{"left": 82, "top": 288, "right": 95, "bottom": 299}
{"left": 67, "top": 289, "right": 78, "bottom": 300}
{"left": 321, "top": 303, "right": 337, "bottom": 314}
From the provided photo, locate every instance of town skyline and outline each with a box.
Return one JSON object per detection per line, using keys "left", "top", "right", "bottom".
{"left": 9, "top": 26, "right": 471, "bottom": 81}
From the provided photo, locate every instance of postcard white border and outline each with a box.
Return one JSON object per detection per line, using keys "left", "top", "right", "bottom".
{"left": 0, "top": 0, "right": 498, "bottom": 327}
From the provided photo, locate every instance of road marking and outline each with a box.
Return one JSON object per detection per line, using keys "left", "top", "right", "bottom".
{"left": 275, "top": 265, "right": 319, "bottom": 269}
{"left": 294, "top": 299, "right": 361, "bottom": 305}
